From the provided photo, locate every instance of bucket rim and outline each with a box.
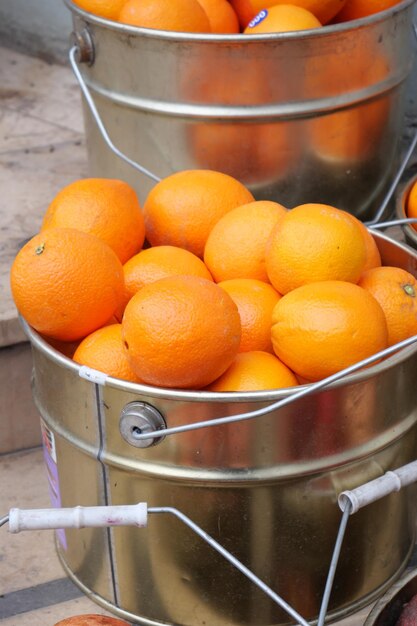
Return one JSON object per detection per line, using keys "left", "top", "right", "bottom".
{"left": 64, "top": 0, "right": 415, "bottom": 43}
{"left": 21, "top": 231, "right": 417, "bottom": 403}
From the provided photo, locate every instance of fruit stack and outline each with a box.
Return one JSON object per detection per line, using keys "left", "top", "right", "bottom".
{"left": 10, "top": 172, "right": 417, "bottom": 392}
{"left": 72, "top": 0, "right": 404, "bottom": 33}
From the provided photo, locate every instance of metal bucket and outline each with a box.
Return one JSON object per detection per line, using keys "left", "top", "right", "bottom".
{"left": 65, "top": 0, "right": 416, "bottom": 221}
{"left": 25, "top": 231, "right": 417, "bottom": 625}
{"left": 364, "top": 568, "right": 417, "bottom": 625}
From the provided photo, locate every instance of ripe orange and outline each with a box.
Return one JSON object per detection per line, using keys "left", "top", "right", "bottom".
{"left": 333, "top": 0, "right": 401, "bottom": 22}
{"left": 265, "top": 203, "right": 367, "bottom": 294}
{"left": 230, "top": 0, "right": 345, "bottom": 27}
{"left": 271, "top": 280, "right": 388, "bottom": 381}
{"left": 356, "top": 221, "right": 382, "bottom": 272}
{"left": 271, "top": 0, "right": 346, "bottom": 22}
{"left": 407, "top": 180, "right": 417, "bottom": 232}
{"left": 358, "top": 267, "right": 417, "bottom": 347}
{"left": 45, "top": 337, "right": 81, "bottom": 359}
{"left": 204, "top": 200, "right": 287, "bottom": 282}
{"left": 190, "top": 121, "right": 297, "bottom": 185}
{"left": 118, "top": 0, "right": 211, "bottom": 31}
{"left": 54, "top": 616, "right": 131, "bottom": 626}
{"left": 72, "top": 0, "right": 127, "bottom": 20}
{"left": 143, "top": 169, "right": 254, "bottom": 258}
{"left": 206, "top": 351, "right": 298, "bottom": 391}
{"left": 196, "top": 0, "right": 240, "bottom": 32}
{"left": 244, "top": 5, "right": 322, "bottom": 34}
{"left": 122, "top": 275, "right": 241, "bottom": 388}
{"left": 44, "top": 316, "right": 118, "bottom": 358}
{"left": 41, "top": 178, "right": 145, "bottom": 265}
{"left": 309, "top": 97, "right": 389, "bottom": 164}
{"left": 73, "top": 324, "right": 142, "bottom": 383}
{"left": 10, "top": 228, "right": 125, "bottom": 342}
{"left": 123, "top": 245, "right": 213, "bottom": 300}
{"left": 307, "top": 53, "right": 389, "bottom": 164}
{"left": 218, "top": 278, "right": 281, "bottom": 353}
{"left": 184, "top": 58, "right": 299, "bottom": 184}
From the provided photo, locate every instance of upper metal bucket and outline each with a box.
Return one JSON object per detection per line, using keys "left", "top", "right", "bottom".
{"left": 23, "top": 231, "right": 417, "bottom": 625}
{"left": 66, "top": 0, "right": 416, "bottom": 220}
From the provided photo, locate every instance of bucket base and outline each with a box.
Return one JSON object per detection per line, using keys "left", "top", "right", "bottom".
{"left": 56, "top": 533, "right": 415, "bottom": 626}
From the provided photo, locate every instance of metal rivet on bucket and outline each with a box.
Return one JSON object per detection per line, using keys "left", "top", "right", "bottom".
{"left": 119, "top": 401, "right": 166, "bottom": 448}
{"left": 70, "top": 27, "right": 94, "bottom": 65}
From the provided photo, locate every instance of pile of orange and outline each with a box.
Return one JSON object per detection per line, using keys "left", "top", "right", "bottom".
{"left": 72, "top": 0, "right": 403, "bottom": 32}
{"left": 10, "top": 170, "right": 417, "bottom": 392}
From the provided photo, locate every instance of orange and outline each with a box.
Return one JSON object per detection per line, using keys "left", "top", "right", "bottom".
{"left": 72, "top": 0, "right": 127, "bottom": 20}
{"left": 271, "top": 0, "right": 346, "bottom": 22}
{"left": 358, "top": 267, "right": 417, "bottom": 347}
{"left": 307, "top": 51, "right": 389, "bottom": 164}
{"left": 230, "top": 0, "right": 345, "bottom": 27}
{"left": 243, "top": 5, "right": 322, "bottom": 34}
{"left": 10, "top": 228, "right": 125, "bottom": 342}
{"left": 407, "top": 180, "right": 417, "bottom": 232}
{"left": 184, "top": 58, "right": 299, "bottom": 184}
{"left": 143, "top": 169, "right": 254, "bottom": 258}
{"left": 118, "top": 0, "right": 211, "bottom": 31}
{"left": 73, "top": 324, "right": 142, "bottom": 383}
{"left": 218, "top": 278, "right": 281, "bottom": 353}
{"left": 190, "top": 121, "right": 298, "bottom": 185}
{"left": 271, "top": 280, "right": 388, "bottom": 381}
{"left": 123, "top": 245, "right": 213, "bottom": 300}
{"left": 356, "top": 221, "right": 382, "bottom": 273}
{"left": 309, "top": 96, "right": 389, "bottom": 164}
{"left": 43, "top": 316, "right": 118, "bottom": 358}
{"left": 196, "top": 0, "right": 240, "bottom": 32}
{"left": 41, "top": 178, "right": 145, "bottom": 265}
{"left": 206, "top": 351, "right": 298, "bottom": 391}
{"left": 265, "top": 203, "right": 367, "bottom": 294}
{"left": 333, "top": 0, "right": 401, "bottom": 22}
{"left": 54, "top": 616, "right": 131, "bottom": 626}
{"left": 204, "top": 201, "right": 287, "bottom": 282}
{"left": 45, "top": 336, "right": 81, "bottom": 359}
{"left": 122, "top": 275, "right": 241, "bottom": 388}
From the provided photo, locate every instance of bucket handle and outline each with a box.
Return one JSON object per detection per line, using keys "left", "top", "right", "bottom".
{"left": 4, "top": 459, "right": 417, "bottom": 626}
{"left": 115, "top": 333, "right": 417, "bottom": 445}
{"left": 69, "top": 43, "right": 161, "bottom": 184}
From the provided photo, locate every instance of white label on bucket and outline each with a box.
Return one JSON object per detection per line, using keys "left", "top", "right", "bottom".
{"left": 248, "top": 9, "right": 268, "bottom": 29}
{"left": 40, "top": 420, "right": 67, "bottom": 550}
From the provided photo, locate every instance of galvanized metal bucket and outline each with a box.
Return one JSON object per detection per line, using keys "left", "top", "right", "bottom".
{"left": 364, "top": 568, "right": 417, "bottom": 626}
{"left": 24, "top": 231, "right": 417, "bottom": 625}
{"left": 65, "top": 0, "right": 416, "bottom": 220}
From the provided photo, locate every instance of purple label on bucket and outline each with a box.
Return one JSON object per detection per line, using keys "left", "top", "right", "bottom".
{"left": 41, "top": 420, "right": 67, "bottom": 550}
{"left": 248, "top": 9, "right": 268, "bottom": 29}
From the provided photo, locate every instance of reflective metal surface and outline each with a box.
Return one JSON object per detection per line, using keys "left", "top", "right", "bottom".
{"left": 65, "top": 0, "right": 415, "bottom": 220}
{"left": 26, "top": 232, "right": 417, "bottom": 625}
{"left": 364, "top": 568, "right": 417, "bottom": 626}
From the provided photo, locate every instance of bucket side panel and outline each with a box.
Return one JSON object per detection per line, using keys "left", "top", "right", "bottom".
{"left": 64, "top": 425, "right": 417, "bottom": 626}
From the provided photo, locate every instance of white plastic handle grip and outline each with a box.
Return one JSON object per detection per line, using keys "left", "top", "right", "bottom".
{"left": 338, "top": 460, "right": 417, "bottom": 514}
{"left": 8, "top": 503, "right": 148, "bottom": 533}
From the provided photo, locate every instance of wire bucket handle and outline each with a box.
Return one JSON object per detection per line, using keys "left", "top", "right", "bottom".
{"left": 3, "top": 459, "right": 417, "bottom": 626}
{"left": 91, "top": 333, "right": 417, "bottom": 447}
{"left": 69, "top": 25, "right": 417, "bottom": 227}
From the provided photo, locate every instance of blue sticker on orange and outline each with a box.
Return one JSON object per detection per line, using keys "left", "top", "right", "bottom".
{"left": 248, "top": 9, "right": 268, "bottom": 29}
